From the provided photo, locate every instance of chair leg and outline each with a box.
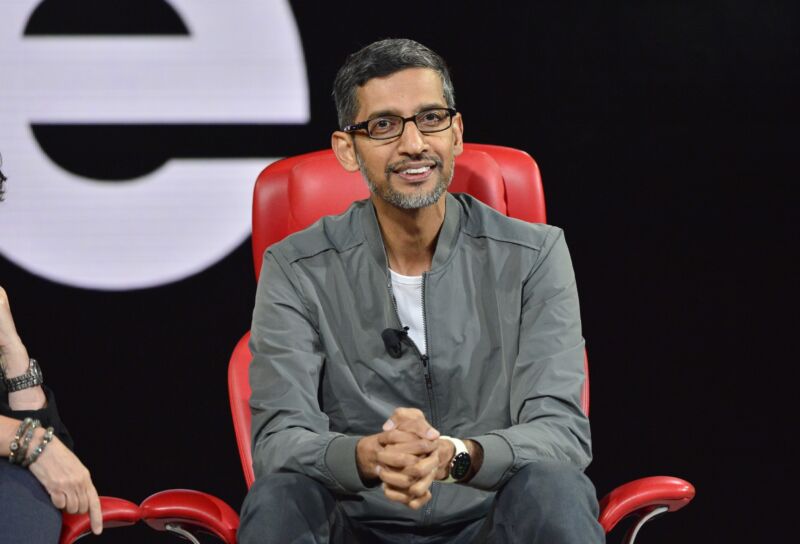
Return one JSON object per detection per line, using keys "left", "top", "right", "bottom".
{"left": 622, "top": 505, "right": 669, "bottom": 544}
{"left": 165, "top": 523, "right": 202, "bottom": 544}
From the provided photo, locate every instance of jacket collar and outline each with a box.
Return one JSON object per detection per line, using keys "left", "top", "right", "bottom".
{"left": 361, "top": 192, "right": 461, "bottom": 273}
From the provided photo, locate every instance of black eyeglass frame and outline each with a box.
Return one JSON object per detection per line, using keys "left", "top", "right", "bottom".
{"left": 343, "top": 107, "right": 458, "bottom": 140}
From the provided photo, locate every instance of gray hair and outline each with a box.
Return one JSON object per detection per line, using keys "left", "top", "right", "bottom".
{"left": 333, "top": 38, "right": 456, "bottom": 129}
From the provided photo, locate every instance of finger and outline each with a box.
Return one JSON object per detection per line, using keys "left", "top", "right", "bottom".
{"left": 382, "top": 482, "right": 412, "bottom": 505}
{"left": 393, "top": 407, "right": 425, "bottom": 421}
{"left": 50, "top": 491, "right": 66, "bottom": 510}
{"left": 87, "top": 485, "right": 103, "bottom": 535}
{"left": 377, "top": 449, "right": 420, "bottom": 469}
{"left": 380, "top": 437, "right": 436, "bottom": 456}
{"left": 404, "top": 453, "right": 440, "bottom": 479}
{"left": 408, "top": 468, "right": 437, "bottom": 498}
{"left": 408, "top": 490, "right": 433, "bottom": 510}
{"left": 65, "top": 490, "right": 80, "bottom": 514}
{"left": 384, "top": 407, "right": 427, "bottom": 431}
{"left": 378, "top": 466, "right": 416, "bottom": 490}
{"left": 377, "top": 429, "right": 428, "bottom": 447}
{"left": 77, "top": 486, "right": 89, "bottom": 515}
{"left": 394, "top": 417, "right": 440, "bottom": 440}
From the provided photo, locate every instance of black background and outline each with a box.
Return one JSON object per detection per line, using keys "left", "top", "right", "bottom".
{"left": 1, "top": 1, "right": 797, "bottom": 542}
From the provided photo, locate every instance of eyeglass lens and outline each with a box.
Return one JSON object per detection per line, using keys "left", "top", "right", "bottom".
{"left": 367, "top": 109, "right": 452, "bottom": 139}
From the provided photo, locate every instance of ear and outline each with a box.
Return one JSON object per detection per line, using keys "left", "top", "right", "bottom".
{"left": 452, "top": 113, "right": 464, "bottom": 157}
{"left": 331, "top": 131, "right": 360, "bottom": 172}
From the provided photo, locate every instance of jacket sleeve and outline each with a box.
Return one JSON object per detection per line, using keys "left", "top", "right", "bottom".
{"left": 249, "top": 250, "right": 369, "bottom": 494}
{"left": 467, "top": 227, "right": 592, "bottom": 491}
{"left": 0, "top": 386, "right": 74, "bottom": 451}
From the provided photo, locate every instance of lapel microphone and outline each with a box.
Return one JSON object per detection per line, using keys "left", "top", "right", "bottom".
{"left": 381, "top": 327, "right": 409, "bottom": 358}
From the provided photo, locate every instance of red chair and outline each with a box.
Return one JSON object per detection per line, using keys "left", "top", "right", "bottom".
{"left": 151, "top": 144, "right": 695, "bottom": 543}
{"left": 59, "top": 497, "right": 142, "bottom": 543}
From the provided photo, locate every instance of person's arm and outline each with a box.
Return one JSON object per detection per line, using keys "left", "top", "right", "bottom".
{"left": 0, "top": 288, "right": 101, "bottom": 534}
{"left": 466, "top": 227, "right": 592, "bottom": 491}
{"left": 0, "top": 287, "right": 45, "bottom": 411}
{"left": 1, "top": 414, "right": 102, "bottom": 534}
{"left": 249, "top": 251, "right": 369, "bottom": 494}
{"left": 0, "top": 287, "right": 73, "bottom": 449}
{"left": 377, "top": 229, "right": 589, "bottom": 502}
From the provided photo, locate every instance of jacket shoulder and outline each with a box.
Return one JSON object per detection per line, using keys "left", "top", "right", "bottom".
{"left": 266, "top": 200, "right": 367, "bottom": 264}
{"left": 455, "top": 193, "right": 561, "bottom": 251}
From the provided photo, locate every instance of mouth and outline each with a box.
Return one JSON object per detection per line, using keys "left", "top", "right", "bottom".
{"left": 390, "top": 160, "right": 439, "bottom": 183}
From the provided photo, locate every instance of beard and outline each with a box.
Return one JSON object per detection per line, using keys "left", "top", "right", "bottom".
{"left": 356, "top": 152, "right": 454, "bottom": 210}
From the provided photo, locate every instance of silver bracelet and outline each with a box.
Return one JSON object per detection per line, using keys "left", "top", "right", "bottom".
{"left": 8, "top": 417, "right": 33, "bottom": 464}
{"left": 16, "top": 419, "right": 40, "bottom": 464}
{"left": 23, "top": 426, "right": 54, "bottom": 468}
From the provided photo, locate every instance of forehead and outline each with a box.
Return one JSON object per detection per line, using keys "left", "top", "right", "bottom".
{"left": 356, "top": 67, "right": 445, "bottom": 118}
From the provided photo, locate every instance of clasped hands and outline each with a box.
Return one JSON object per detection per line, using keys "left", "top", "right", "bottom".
{"left": 356, "top": 407, "right": 457, "bottom": 510}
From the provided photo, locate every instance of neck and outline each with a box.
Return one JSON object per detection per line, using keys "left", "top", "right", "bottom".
{"left": 372, "top": 194, "right": 447, "bottom": 276}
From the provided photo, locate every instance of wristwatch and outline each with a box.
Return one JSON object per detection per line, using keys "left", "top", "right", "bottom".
{"left": 2, "top": 358, "right": 44, "bottom": 392}
{"left": 440, "top": 436, "right": 472, "bottom": 483}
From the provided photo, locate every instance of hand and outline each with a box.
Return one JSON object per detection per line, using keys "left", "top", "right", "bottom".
{"left": 377, "top": 408, "right": 446, "bottom": 509}
{"left": 27, "top": 431, "right": 103, "bottom": 535}
{"left": 379, "top": 443, "right": 440, "bottom": 510}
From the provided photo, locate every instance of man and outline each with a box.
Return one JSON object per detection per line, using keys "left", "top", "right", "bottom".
{"left": 239, "top": 39, "right": 604, "bottom": 543}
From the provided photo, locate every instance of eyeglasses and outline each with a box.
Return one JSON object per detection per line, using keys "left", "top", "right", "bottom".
{"left": 343, "top": 108, "right": 457, "bottom": 140}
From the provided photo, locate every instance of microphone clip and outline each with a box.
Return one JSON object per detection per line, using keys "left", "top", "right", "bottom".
{"left": 381, "top": 327, "right": 409, "bottom": 359}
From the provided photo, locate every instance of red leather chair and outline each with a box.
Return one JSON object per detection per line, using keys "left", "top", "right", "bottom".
{"left": 59, "top": 497, "right": 142, "bottom": 543}
{"left": 149, "top": 144, "right": 695, "bottom": 543}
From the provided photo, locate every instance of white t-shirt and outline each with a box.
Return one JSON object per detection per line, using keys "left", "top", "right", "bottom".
{"left": 389, "top": 269, "right": 426, "bottom": 354}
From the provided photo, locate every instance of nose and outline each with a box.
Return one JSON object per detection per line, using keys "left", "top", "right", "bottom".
{"left": 396, "top": 118, "right": 428, "bottom": 156}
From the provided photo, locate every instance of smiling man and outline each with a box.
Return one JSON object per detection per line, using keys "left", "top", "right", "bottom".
{"left": 238, "top": 39, "right": 605, "bottom": 543}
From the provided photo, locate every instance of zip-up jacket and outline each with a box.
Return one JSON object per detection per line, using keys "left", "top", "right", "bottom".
{"left": 249, "top": 192, "right": 592, "bottom": 527}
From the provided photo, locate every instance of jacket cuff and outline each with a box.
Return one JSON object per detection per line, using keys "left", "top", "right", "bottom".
{"left": 467, "top": 434, "right": 514, "bottom": 490}
{"left": 0, "top": 386, "right": 74, "bottom": 450}
{"left": 324, "top": 435, "right": 370, "bottom": 493}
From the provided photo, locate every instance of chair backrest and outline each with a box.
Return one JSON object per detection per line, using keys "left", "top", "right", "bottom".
{"left": 229, "top": 143, "right": 588, "bottom": 487}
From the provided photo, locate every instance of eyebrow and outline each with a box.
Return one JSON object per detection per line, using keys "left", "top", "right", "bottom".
{"left": 365, "top": 103, "right": 447, "bottom": 120}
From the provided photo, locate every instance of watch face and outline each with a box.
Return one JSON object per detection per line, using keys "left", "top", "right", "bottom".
{"left": 450, "top": 451, "right": 471, "bottom": 481}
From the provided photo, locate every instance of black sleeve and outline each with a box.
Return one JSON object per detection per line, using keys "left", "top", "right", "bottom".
{"left": 0, "top": 386, "right": 74, "bottom": 451}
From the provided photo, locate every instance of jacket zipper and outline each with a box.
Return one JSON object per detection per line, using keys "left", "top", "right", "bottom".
{"left": 420, "top": 273, "right": 436, "bottom": 425}
{"left": 386, "top": 274, "right": 436, "bottom": 424}
{"left": 387, "top": 272, "right": 438, "bottom": 526}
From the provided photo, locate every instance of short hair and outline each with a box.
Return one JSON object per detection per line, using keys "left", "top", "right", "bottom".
{"left": 332, "top": 38, "right": 456, "bottom": 129}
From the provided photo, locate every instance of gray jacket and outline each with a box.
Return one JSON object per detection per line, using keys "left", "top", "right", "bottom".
{"left": 249, "top": 192, "right": 591, "bottom": 527}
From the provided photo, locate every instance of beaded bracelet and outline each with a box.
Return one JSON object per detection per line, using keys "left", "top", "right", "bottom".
{"left": 23, "top": 426, "right": 54, "bottom": 468}
{"left": 16, "top": 419, "right": 41, "bottom": 464}
{"left": 8, "top": 417, "right": 34, "bottom": 464}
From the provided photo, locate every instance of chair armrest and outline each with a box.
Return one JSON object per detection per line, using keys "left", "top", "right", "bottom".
{"left": 598, "top": 476, "right": 695, "bottom": 533}
{"left": 140, "top": 489, "right": 239, "bottom": 544}
{"left": 59, "top": 496, "right": 141, "bottom": 544}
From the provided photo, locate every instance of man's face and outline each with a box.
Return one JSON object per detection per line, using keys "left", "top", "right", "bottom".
{"left": 347, "top": 68, "right": 463, "bottom": 210}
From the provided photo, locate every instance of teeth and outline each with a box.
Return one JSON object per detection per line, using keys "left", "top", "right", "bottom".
{"left": 402, "top": 166, "right": 430, "bottom": 175}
